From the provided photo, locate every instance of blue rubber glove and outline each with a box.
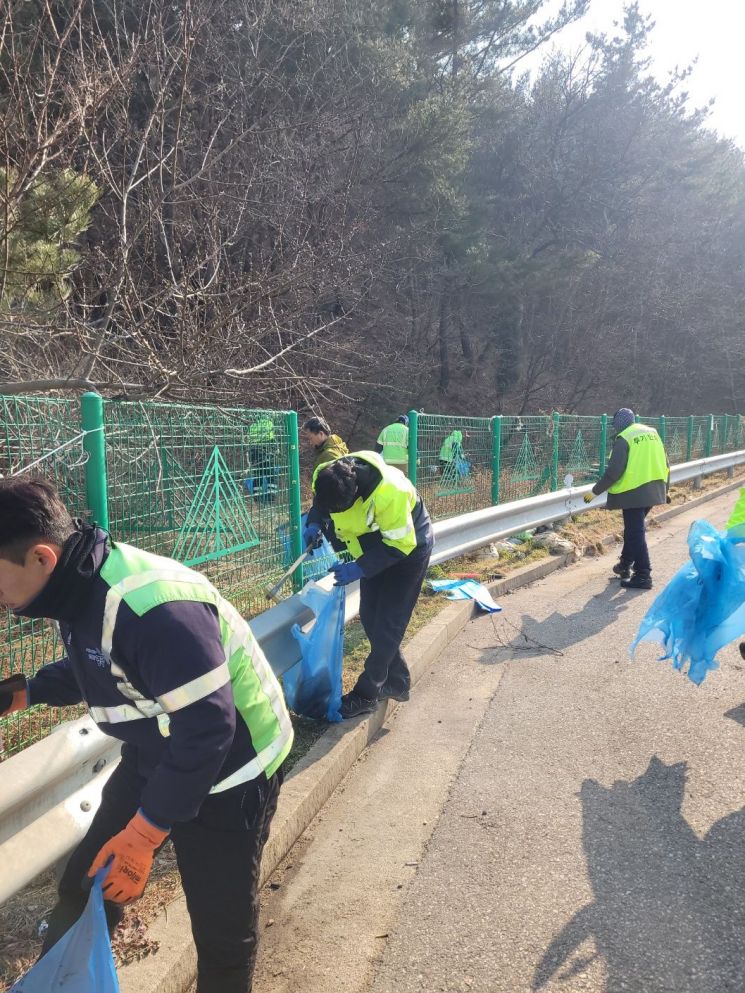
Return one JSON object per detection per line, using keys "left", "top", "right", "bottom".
{"left": 331, "top": 561, "right": 364, "bottom": 586}
{"left": 302, "top": 522, "right": 322, "bottom": 549}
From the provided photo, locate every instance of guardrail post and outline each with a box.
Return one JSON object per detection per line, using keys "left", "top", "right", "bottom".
{"left": 407, "top": 409, "right": 418, "bottom": 485}
{"left": 687, "top": 416, "right": 694, "bottom": 461}
{"left": 705, "top": 414, "right": 714, "bottom": 458}
{"left": 551, "top": 412, "right": 560, "bottom": 491}
{"left": 80, "top": 392, "right": 109, "bottom": 530}
{"left": 490, "top": 415, "right": 502, "bottom": 505}
{"left": 658, "top": 415, "right": 666, "bottom": 444}
{"left": 285, "top": 411, "right": 304, "bottom": 591}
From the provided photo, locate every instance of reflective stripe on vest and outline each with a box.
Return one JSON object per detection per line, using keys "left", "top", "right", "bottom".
{"left": 94, "top": 547, "right": 293, "bottom": 791}
{"left": 608, "top": 424, "right": 668, "bottom": 494}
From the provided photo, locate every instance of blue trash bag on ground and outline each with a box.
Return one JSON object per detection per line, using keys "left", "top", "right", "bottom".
{"left": 286, "top": 583, "right": 345, "bottom": 722}
{"left": 430, "top": 578, "right": 501, "bottom": 613}
{"left": 631, "top": 519, "right": 745, "bottom": 685}
{"left": 11, "top": 869, "right": 119, "bottom": 992}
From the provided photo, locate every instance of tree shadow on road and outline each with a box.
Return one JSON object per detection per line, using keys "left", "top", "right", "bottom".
{"left": 475, "top": 583, "right": 630, "bottom": 661}
{"left": 533, "top": 756, "right": 745, "bottom": 992}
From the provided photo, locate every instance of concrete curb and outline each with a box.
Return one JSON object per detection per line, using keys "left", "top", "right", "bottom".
{"left": 118, "top": 474, "right": 741, "bottom": 993}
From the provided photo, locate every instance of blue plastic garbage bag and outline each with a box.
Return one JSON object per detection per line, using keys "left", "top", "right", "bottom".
{"left": 286, "top": 583, "right": 345, "bottom": 721}
{"left": 430, "top": 579, "right": 501, "bottom": 614}
{"left": 11, "top": 869, "right": 119, "bottom": 992}
{"left": 631, "top": 519, "right": 745, "bottom": 685}
{"left": 300, "top": 513, "right": 339, "bottom": 582}
{"left": 277, "top": 516, "right": 339, "bottom": 578}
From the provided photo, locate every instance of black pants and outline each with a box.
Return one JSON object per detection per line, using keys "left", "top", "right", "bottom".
{"left": 42, "top": 757, "right": 283, "bottom": 993}
{"left": 355, "top": 542, "right": 432, "bottom": 700}
{"left": 621, "top": 507, "right": 652, "bottom": 574}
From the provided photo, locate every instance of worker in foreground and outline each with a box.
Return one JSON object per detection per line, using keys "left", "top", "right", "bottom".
{"left": 584, "top": 408, "right": 669, "bottom": 589}
{"left": 376, "top": 414, "right": 410, "bottom": 476}
{"left": 0, "top": 477, "right": 293, "bottom": 993}
{"left": 301, "top": 415, "right": 349, "bottom": 472}
{"left": 303, "top": 452, "right": 433, "bottom": 719}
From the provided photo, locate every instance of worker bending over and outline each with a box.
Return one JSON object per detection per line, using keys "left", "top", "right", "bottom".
{"left": 304, "top": 452, "right": 433, "bottom": 719}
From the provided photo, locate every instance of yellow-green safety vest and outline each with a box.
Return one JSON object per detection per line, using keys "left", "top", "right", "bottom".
{"left": 608, "top": 424, "right": 668, "bottom": 494}
{"left": 439, "top": 430, "right": 463, "bottom": 462}
{"left": 95, "top": 543, "right": 293, "bottom": 790}
{"left": 248, "top": 416, "right": 275, "bottom": 444}
{"left": 377, "top": 423, "right": 409, "bottom": 465}
{"left": 727, "top": 488, "right": 745, "bottom": 530}
{"left": 312, "top": 451, "right": 418, "bottom": 560}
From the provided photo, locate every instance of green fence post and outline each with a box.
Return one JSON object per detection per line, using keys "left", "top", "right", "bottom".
{"left": 407, "top": 409, "right": 418, "bottom": 486}
{"left": 705, "top": 414, "right": 714, "bottom": 458}
{"left": 551, "top": 412, "right": 560, "bottom": 491}
{"left": 285, "top": 411, "right": 304, "bottom": 591}
{"left": 80, "top": 392, "right": 109, "bottom": 530}
{"left": 490, "top": 415, "right": 502, "bottom": 505}
{"left": 687, "top": 416, "right": 694, "bottom": 461}
{"left": 659, "top": 414, "right": 666, "bottom": 444}
{"left": 599, "top": 414, "right": 608, "bottom": 476}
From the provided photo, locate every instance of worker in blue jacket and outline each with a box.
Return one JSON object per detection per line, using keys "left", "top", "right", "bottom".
{"left": 0, "top": 477, "right": 293, "bottom": 993}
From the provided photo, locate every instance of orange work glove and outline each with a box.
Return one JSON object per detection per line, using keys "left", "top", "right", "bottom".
{"left": 88, "top": 810, "right": 169, "bottom": 904}
{"left": 0, "top": 674, "right": 29, "bottom": 716}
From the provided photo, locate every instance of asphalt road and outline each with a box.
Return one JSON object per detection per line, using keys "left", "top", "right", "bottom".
{"left": 255, "top": 491, "right": 745, "bottom": 993}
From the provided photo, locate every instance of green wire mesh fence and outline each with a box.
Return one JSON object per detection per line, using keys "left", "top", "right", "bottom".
{"left": 555, "top": 415, "right": 606, "bottom": 488}
{"left": 104, "top": 401, "right": 298, "bottom": 620}
{"left": 663, "top": 417, "right": 689, "bottom": 463}
{"left": 498, "top": 416, "right": 554, "bottom": 505}
{"left": 688, "top": 416, "right": 712, "bottom": 460}
{"left": 0, "top": 396, "right": 89, "bottom": 757}
{"left": 413, "top": 413, "right": 494, "bottom": 520}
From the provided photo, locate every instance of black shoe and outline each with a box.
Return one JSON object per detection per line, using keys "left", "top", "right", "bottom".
{"left": 621, "top": 572, "right": 653, "bottom": 590}
{"left": 380, "top": 682, "right": 410, "bottom": 703}
{"left": 739, "top": 642, "right": 745, "bottom": 661}
{"left": 339, "top": 690, "right": 378, "bottom": 720}
{"left": 612, "top": 561, "right": 631, "bottom": 580}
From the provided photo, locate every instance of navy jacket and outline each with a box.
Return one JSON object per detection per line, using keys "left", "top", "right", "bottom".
{"left": 23, "top": 531, "right": 261, "bottom": 828}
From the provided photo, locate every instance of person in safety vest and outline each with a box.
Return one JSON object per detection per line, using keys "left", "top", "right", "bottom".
{"left": 301, "top": 415, "right": 349, "bottom": 472}
{"left": 725, "top": 494, "right": 745, "bottom": 663}
{"left": 439, "top": 429, "right": 464, "bottom": 473}
{"left": 0, "top": 477, "right": 292, "bottom": 993}
{"left": 247, "top": 414, "right": 278, "bottom": 501}
{"left": 376, "top": 415, "right": 409, "bottom": 477}
{"left": 583, "top": 408, "right": 669, "bottom": 589}
{"left": 303, "top": 452, "right": 433, "bottom": 719}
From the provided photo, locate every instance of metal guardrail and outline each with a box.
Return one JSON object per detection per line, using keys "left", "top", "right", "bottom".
{"left": 1, "top": 449, "right": 743, "bottom": 904}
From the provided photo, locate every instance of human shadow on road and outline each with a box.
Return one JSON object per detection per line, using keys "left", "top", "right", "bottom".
{"left": 476, "top": 584, "right": 629, "bottom": 661}
{"left": 533, "top": 756, "right": 745, "bottom": 992}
